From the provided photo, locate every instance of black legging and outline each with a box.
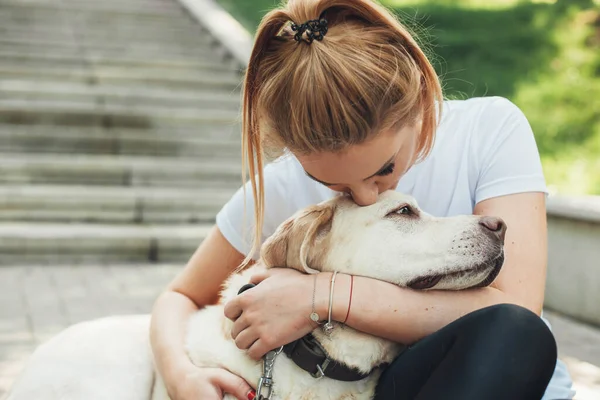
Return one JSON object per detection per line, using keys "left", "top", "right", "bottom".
{"left": 374, "top": 304, "right": 558, "bottom": 400}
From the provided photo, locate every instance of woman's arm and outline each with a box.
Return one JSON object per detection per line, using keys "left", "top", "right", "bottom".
{"left": 226, "top": 192, "right": 548, "bottom": 357}
{"left": 327, "top": 192, "right": 548, "bottom": 344}
{"left": 150, "top": 226, "right": 251, "bottom": 396}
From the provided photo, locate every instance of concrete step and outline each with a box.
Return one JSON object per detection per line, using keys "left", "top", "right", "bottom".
{"left": 0, "top": 123, "right": 242, "bottom": 142}
{"left": 0, "top": 49, "right": 88, "bottom": 68}
{"left": 4, "top": 0, "right": 186, "bottom": 14}
{"left": 0, "top": 11, "right": 197, "bottom": 32}
{"left": 0, "top": 37, "right": 219, "bottom": 55}
{"left": 0, "top": 66, "right": 241, "bottom": 89}
{"left": 0, "top": 24, "right": 214, "bottom": 46}
{"left": 0, "top": 64, "right": 91, "bottom": 84}
{"left": 0, "top": 153, "right": 243, "bottom": 187}
{"left": 0, "top": 6, "right": 65, "bottom": 19}
{"left": 0, "top": 222, "right": 213, "bottom": 265}
{"left": 0, "top": 100, "right": 239, "bottom": 128}
{"left": 0, "top": 184, "right": 236, "bottom": 223}
{"left": 0, "top": 79, "right": 241, "bottom": 110}
{"left": 0, "top": 65, "right": 242, "bottom": 89}
{"left": 0, "top": 124, "right": 241, "bottom": 158}
{"left": 0, "top": 49, "right": 238, "bottom": 71}
{"left": 49, "top": 0, "right": 182, "bottom": 5}
{"left": 0, "top": 23, "right": 72, "bottom": 38}
{"left": 0, "top": 41, "right": 222, "bottom": 61}
{"left": 63, "top": 0, "right": 185, "bottom": 9}
{"left": 0, "top": 26, "right": 208, "bottom": 48}
{"left": 0, "top": 29, "right": 216, "bottom": 47}
{"left": 0, "top": 3, "right": 186, "bottom": 19}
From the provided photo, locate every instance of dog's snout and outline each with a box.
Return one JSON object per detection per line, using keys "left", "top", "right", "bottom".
{"left": 479, "top": 216, "right": 507, "bottom": 242}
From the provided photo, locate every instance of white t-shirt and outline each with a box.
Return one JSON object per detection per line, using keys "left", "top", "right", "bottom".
{"left": 216, "top": 96, "right": 575, "bottom": 399}
{"left": 217, "top": 96, "right": 548, "bottom": 256}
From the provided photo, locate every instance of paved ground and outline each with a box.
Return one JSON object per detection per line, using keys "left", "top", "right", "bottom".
{"left": 1, "top": 265, "right": 599, "bottom": 399}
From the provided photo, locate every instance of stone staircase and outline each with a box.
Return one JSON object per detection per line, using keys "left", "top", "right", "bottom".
{"left": 0, "top": 0, "right": 244, "bottom": 265}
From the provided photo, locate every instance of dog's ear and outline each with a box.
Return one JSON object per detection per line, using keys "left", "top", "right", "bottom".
{"left": 298, "top": 205, "right": 334, "bottom": 273}
{"left": 261, "top": 218, "right": 294, "bottom": 270}
{"left": 261, "top": 204, "right": 335, "bottom": 274}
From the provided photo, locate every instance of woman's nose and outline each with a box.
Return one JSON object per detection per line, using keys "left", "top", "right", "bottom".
{"left": 350, "top": 185, "right": 379, "bottom": 206}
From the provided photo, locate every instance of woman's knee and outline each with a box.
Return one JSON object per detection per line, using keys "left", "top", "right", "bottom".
{"left": 476, "top": 303, "right": 557, "bottom": 372}
{"left": 483, "top": 303, "right": 555, "bottom": 340}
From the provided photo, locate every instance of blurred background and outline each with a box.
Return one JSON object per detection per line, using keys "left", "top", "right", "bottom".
{"left": 0, "top": 0, "right": 598, "bottom": 398}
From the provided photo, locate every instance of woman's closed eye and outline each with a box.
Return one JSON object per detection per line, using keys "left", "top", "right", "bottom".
{"left": 377, "top": 163, "right": 395, "bottom": 177}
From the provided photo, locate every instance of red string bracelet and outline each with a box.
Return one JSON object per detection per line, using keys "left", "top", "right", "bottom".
{"left": 342, "top": 275, "right": 354, "bottom": 324}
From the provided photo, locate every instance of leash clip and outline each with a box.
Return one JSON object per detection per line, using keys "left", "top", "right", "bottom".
{"left": 256, "top": 346, "right": 283, "bottom": 400}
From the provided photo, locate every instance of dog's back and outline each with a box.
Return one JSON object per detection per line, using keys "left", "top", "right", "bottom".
{"left": 7, "top": 315, "right": 154, "bottom": 400}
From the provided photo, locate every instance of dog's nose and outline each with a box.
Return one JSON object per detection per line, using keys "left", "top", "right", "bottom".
{"left": 479, "top": 216, "right": 507, "bottom": 242}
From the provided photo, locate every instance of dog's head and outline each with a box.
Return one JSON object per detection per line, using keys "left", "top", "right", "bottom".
{"left": 261, "top": 191, "right": 505, "bottom": 290}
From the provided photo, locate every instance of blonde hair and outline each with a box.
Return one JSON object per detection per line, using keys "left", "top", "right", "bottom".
{"left": 241, "top": 0, "right": 443, "bottom": 265}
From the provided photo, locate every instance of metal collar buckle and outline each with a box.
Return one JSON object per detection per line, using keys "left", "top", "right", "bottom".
{"left": 311, "top": 357, "right": 331, "bottom": 379}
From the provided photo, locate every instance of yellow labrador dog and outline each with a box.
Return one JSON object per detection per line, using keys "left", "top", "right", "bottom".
{"left": 8, "top": 191, "right": 505, "bottom": 400}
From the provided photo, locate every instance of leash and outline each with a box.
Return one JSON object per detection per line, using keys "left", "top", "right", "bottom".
{"left": 237, "top": 283, "right": 282, "bottom": 400}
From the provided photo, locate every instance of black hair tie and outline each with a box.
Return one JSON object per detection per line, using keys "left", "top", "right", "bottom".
{"left": 291, "top": 18, "right": 328, "bottom": 43}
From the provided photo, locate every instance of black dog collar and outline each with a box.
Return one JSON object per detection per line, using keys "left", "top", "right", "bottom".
{"left": 283, "top": 333, "right": 388, "bottom": 382}
{"left": 237, "top": 284, "right": 385, "bottom": 382}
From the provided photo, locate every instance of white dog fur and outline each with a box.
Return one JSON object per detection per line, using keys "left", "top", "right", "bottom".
{"left": 7, "top": 191, "right": 505, "bottom": 400}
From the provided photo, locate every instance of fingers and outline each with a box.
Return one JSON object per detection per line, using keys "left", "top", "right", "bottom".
{"left": 223, "top": 297, "right": 242, "bottom": 321}
{"left": 211, "top": 369, "right": 255, "bottom": 400}
{"left": 230, "top": 314, "right": 251, "bottom": 340}
{"left": 249, "top": 271, "right": 270, "bottom": 285}
{"left": 247, "top": 339, "right": 271, "bottom": 361}
{"left": 233, "top": 325, "right": 258, "bottom": 351}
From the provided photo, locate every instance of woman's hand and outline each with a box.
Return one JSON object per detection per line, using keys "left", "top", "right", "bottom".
{"left": 223, "top": 268, "right": 320, "bottom": 360}
{"left": 168, "top": 363, "right": 255, "bottom": 400}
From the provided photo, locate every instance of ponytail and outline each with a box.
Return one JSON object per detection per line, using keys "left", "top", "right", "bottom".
{"left": 239, "top": 0, "right": 442, "bottom": 267}
{"left": 240, "top": 9, "right": 291, "bottom": 267}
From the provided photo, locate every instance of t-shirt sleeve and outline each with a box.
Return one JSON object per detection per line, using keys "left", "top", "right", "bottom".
{"left": 473, "top": 97, "right": 548, "bottom": 204}
{"left": 216, "top": 158, "right": 293, "bottom": 260}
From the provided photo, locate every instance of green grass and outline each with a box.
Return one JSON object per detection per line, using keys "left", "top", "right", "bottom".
{"left": 216, "top": 0, "right": 600, "bottom": 195}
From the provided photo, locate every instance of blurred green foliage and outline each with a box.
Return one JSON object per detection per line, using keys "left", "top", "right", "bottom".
{"left": 216, "top": 0, "right": 600, "bottom": 195}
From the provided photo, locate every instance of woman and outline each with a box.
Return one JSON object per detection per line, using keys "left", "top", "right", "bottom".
{"left": 149, "top": 0, "right": 575, "bottom": 399}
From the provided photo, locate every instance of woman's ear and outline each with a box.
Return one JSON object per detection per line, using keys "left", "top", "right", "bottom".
{"left": 260, "top": 204, "right": 335, "bottom": 274}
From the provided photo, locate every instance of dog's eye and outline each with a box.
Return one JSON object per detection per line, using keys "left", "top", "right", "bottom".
{"left": 397, "top": 206, "right": 412, "bottom": 215}
{"left": 387, "top": 205, "right": 414, "bottom": 217}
